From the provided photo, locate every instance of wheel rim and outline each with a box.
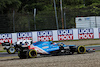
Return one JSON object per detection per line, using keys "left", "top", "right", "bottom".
{"left": 9, "top": 47, "right": 16, "bottom": 53}
{"left": 79, "top": 47, "right": 85, "bottom": 52}
{"left": 29, "top": 50, "right": 37, "bottom": 58}
{"left": 78, "top": 46, "right": 86, "bottom": 54}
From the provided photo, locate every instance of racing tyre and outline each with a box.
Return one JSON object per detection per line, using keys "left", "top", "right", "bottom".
{"left": 28, "top": 49, "right": 37, "bottom": 58}
{"left": 18, "top": 51, "right": 28, "bottom": 59}
{"left": 77, "top": 46, "right": 86, "bottom": 54}
{"left": 7, "top": 47, "right": 16, "bottom": 54}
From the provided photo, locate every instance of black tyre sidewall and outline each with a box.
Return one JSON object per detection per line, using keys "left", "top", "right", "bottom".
{"left": 28, "top": 49, "right": 37, "bottom": 58}
{"left": 77, "top": 46, "right": 86, "bottom": 54}
{"left": 18, "top": 51, "right": 29, "bottom": 59}
{"left": 8, "top": 47, "right": 16, "bottom": 54}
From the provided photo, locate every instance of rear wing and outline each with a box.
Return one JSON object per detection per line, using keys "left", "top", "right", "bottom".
{"left": 2, "top": 42, "right": 10, "bottom": 46}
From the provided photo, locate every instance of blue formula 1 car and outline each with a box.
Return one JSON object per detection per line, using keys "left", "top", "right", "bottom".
{"left": 16, "top": 40, "right": 94, "bottom": 59}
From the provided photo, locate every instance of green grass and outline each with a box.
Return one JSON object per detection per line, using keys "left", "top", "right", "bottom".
{"left": 96, "top": 50, "right": 100, "bottom": 52}
{"left": 84, "top": 44, "right": 100, "bottom": 46}
{"left": 0, "top": 50, "right": 6, "bottom": 52}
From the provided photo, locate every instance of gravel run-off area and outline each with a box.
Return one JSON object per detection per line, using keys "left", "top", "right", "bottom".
{"left": 0, "top": 39, "right": 100, "bottom": 67}
{"left": 0, "top": 52, "right": 100, "bottom": 67}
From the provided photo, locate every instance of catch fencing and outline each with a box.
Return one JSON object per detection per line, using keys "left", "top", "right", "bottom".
{"left": 0, "top": 6, "right": 100, "bottom": 33}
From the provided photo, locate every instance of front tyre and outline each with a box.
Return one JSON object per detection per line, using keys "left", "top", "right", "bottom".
{"left": 28, "top": 49, "right": 37, "bottom": 58}
{"left": 77, "top": 46, "right": 86, "bottom": 54}
{"left": 7, "top": 47, "right": 16, "bottom": 54}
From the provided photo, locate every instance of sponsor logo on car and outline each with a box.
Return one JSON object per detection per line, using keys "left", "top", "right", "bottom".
{"left": 42, "top": 46, "right": 49, "bottom": 49}
{"left": 57, "top": 29, "right": 73, "bottom": 40}
{"left": 34, "top": 46, "right": 48, "bottom": 54}
{"left": 78, "top": 29, "right": 94, "bottom": 39}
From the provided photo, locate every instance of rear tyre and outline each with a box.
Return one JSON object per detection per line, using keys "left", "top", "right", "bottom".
{"left": 18, "top": 51, "right": 28, "bottom": 59}
{"left": 28, "top": 49, "right": 37, "bottom": 58}
{"left": 7, "top": 47, "right": 16, "bottom": 54}
{"left": 77, "top": 46, "right": 86, "bottom": 54}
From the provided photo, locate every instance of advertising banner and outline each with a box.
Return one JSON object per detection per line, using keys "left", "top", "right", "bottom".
{"left": 37, "top": 31, "right": 53, "bottom": 41}
{"left": 98, "top": 28, "right": 100, "bottom": 38}
{"left": 78, "top": 29, "right": 94, "bottom": 39}
{"left": 17, "top": 32, "right": 32, "bottom": 41}
{"left": 57, "top": 29, "right": 73, "bottom": 40}
{"left": 0, "top": 33, "right": 12, "bottom": 44}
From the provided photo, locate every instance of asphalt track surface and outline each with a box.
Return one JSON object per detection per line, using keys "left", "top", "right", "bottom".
{"left": 86, "top": 45, "right": 100, "bottom": 51}
{"left": 0, "top": 45, "right": 100, "bottom": 57}
{"left": 0, "top": 52, "right": 18, "bottom": 57}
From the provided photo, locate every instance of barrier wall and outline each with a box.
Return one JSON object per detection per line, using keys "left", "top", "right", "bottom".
{"left": 0, "top": 28, "right": 99, "bottom": 44}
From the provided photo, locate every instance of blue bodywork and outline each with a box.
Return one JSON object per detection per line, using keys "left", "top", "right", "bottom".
{"left": 32, "top": 41, "right": 76, "bottom": 54}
